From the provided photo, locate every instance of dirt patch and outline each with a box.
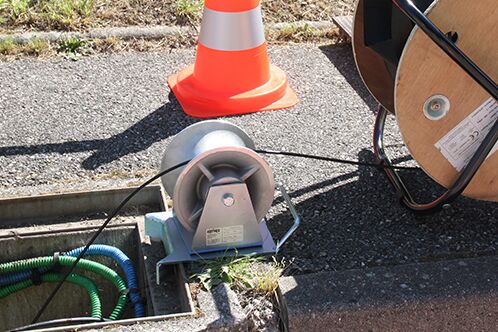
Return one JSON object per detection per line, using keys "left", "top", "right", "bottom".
{"left": 239, "top": 291, "right": 280, "bottom": 332}
{"left": 0, "top": 0, "right": 355, "bottom": 33}
{"left": 263, "top": 0, "right": 354, "bottom": 23}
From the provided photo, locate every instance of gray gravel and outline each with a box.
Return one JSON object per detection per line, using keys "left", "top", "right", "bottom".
{"left": 0, "top": 44, "right": 497, "bottom": 276}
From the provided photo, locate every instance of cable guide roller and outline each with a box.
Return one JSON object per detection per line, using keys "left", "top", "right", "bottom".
{"left": 145, "top": 121, "right": 300, "bottom": 283}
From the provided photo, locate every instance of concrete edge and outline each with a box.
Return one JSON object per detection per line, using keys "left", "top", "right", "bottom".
{"left": 0, "top": 20, "right": 337, "bottom": 44}
{"left": 0, "top": 184, "right": 162, "bottom": 222}
{"left": 278, "top": 255, "right": 498, "bottom": 331}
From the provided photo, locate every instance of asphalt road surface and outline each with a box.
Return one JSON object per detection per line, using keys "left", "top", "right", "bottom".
{"left": 0, "top": 44, "right": 497, "bottom": 275}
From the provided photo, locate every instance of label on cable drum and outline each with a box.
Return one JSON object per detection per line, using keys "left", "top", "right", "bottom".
{"left": 206, "top": 225, "right": 244, "bottom": 246}
{"left": 435, "top": 97, "right": 498, "bottom": 172}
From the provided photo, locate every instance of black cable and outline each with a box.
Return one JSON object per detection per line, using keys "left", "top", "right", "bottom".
{"left": 255, "top": 149, "right": 421, "bottom": 170}
{"left": 10, "top": 317, "right": 110, "bottom": 331}
{"left": 31, "top": 146, "right": 418, "bottom": 324}
{"left": 31, "top": 160, "right": 190, "bottom": 324}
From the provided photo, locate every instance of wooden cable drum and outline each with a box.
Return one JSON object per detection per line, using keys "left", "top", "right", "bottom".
{"left": 395, "top": 0, "right": 498, "bottom": 202}
{"left": 352, "top": 0, "right": 433, "bottom": 113}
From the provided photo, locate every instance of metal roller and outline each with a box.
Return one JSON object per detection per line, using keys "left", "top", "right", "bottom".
{"left": 146, "top": 120, "right": 300, "bottom": 281}
{"left": 160, "top": 120, "right": 275, "bottom": 232}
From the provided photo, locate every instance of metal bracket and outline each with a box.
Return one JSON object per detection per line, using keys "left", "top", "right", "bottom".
{"left": 275, "top": 185, "right": 301, "bottom": 253}
{"left": 191, "top": 182, "right": 263, "bottom": 252}
{"left": 145, "top": 185, "right": 301, "bottom": 284}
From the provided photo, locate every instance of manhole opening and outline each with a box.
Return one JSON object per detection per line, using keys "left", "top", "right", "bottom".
{"left": 0, "top": 185, "right": 194, "bottom": 331}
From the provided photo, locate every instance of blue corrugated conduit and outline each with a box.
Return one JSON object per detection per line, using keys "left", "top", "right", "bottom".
{"left": 65, "top": 245, "right": 145, "bottom": 318}
{"left": 0, "top": 245, "right": 144, "bottom": 318}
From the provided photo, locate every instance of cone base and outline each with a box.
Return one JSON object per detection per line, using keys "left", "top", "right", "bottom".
{"left": 168, "top": 64, "right": 298, "bottom": 118}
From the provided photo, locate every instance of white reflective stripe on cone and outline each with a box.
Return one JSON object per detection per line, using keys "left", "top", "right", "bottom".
{"left": 198, "top": 5, "right": 265, "bottom": 51}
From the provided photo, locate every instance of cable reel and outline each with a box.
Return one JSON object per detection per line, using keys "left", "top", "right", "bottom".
{"left": 353, "top": 0, "right": 498, "bottom": 205}
{"left": 145, "top": 121, "right": 300, "bottom": 283}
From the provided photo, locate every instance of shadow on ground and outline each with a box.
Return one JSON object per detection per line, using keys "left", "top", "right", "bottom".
{"left": 268, "top": 149, "right": 498, "bottom": 275}
{"left": 0, "top": 93, "right": 198, "bottom": 170}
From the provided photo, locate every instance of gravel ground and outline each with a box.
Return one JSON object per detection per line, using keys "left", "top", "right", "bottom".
{"left": 1, "top": 44, "right": 497, "bottom": 279}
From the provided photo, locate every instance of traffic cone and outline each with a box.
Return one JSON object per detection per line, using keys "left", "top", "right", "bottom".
{"left": 168, "top": 0, "right": 298, "bottom": 118}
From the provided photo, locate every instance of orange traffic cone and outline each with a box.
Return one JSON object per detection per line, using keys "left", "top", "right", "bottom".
{"left": 168, "top": 0, "right": 298, "bottom": 118}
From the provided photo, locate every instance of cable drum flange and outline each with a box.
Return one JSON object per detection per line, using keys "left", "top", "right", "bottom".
{"left": 394, "top": 0, "right": 498, "bottom": 201}
{"left": 352, "top": 0, "right": 433, "bottom": 113}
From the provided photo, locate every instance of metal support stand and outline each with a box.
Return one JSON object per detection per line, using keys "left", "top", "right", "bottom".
{"left": 146, "top": 185, "right": 300, "bottom": 284}
{"left": 373, "top": 106, "right": 497, "bottom": 214}
{"left": 371, "top": 1, "right": 498, "bottom": 213}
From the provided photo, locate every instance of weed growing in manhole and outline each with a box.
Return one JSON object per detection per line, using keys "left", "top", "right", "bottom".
{"left": 191, "top": 255, "right": 285, "bottom": 295}
{"left": 254, "top": 257, "right": 285, "bottom": 295}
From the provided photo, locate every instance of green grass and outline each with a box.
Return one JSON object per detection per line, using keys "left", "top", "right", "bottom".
{"left": 41, "top": 0, "right": 94, "bottom": 27}
{"left": 7, "top": 0, "right": 30, "bottom": 17}
{"left": 24, "top": 38, "right": 50, "bottom": 55}
{"left": 0, "top": 37, "right": 51, "bottom": 57}
{"left": 0, "top": 0, "right": 95, "bottom": 29}
{"left": 278, "top": 23, "right": 322, "bottom": 40}
{"left": 0, "top": 38, "right": 15, "bottom": 54}
{"left": 175, "top": 0, "right": 203, "bottom": 24}
{"left": 269, "top": 23, "right": 340, "bottom": 43}
{"left": 57, "top": 36, "right": 87, "bottom": 54}
{"left": 191, "top": 255, "right": 284, "bottom": 295}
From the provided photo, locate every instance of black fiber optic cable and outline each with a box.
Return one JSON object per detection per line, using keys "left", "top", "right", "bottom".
{"left": 255, "top": 149, "right": 420, "bottom": 170}
{"left": 31, "top": 160, "right": 190, "bottom": 324}
{"left": 30, "top": 148, "right": 419, "bottom": 324}
{"left": 10, "top": 318, "right": 111, "bottom": 332}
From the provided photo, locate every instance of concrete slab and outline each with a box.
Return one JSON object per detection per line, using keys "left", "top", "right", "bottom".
{"left": 85, "top": 283, "right": 249, "bottom": 332}
{"left": 279, "top": 256, "right": 498, "bottom": 331}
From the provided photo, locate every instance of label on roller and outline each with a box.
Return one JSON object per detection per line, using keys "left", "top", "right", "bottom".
{"left": 435, "top": 97, "right": 498, "bottom": 172}
{"left": 206, "top": 225, "right": 244, "bottom": 246}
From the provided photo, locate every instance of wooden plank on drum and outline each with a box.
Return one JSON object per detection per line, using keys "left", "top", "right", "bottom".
{"left": 395, "top": 0, "right": 497, "bottom": 202}
{"left": 332, "top": 16, "right": 353, "bottom": 38}
{"left": 352, "top": 0, "right": 396, "bottom": 112}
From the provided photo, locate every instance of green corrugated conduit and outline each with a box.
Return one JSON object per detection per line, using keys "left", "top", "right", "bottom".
{"left": 0, "top": 256, "right": 127, "bottom": 320}
{"left": 0, "top": 273, "right": 102, "bottom": 319}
